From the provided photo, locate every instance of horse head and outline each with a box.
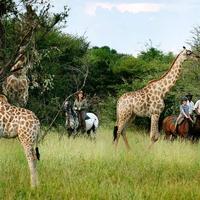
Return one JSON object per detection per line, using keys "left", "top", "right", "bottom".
{"left": 63, "top": 100, "right": 71, "bottom": 112}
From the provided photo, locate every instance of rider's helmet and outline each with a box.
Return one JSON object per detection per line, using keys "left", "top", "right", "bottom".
{"left": 181, "top": 96, "right": 188, "bottom": 103}
{"left": 186, "top": 93, "right": 193, "bottom": 101}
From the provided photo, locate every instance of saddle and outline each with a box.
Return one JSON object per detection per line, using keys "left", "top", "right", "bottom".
{"left": 172, "top": 116, "right": 186, "bottom": 126}
{"left": 85, "top": 114, "right": 90, "bottom": 120}
{"left": 177, "top": 117, "right": 185, "bottom": 125}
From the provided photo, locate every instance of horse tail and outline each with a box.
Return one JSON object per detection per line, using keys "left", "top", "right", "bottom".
{"left": 113, "top": 126, "right": 118, "bottom": 142}
{"left": 93, "top": 115, "right": 99, "bottom": 129}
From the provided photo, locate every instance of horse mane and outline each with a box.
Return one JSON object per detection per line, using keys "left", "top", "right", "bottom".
{"left": 68, "top": 103, "right": 77, "bottom": 118}
{"left": 147, "top": 51, "right": 182, "bottom": 85}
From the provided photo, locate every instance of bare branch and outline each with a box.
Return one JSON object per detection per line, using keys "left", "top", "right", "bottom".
{"left": 40, "top": 64, "right": 89, "bottom": 141}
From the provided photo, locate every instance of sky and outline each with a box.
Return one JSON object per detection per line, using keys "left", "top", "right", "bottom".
{"left": 51, "top": 0, "right": 200, "bottom": 56}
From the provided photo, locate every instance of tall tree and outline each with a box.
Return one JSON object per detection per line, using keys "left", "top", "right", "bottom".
{"left": 0, "top": 0, "right": 69, "bottom": 105}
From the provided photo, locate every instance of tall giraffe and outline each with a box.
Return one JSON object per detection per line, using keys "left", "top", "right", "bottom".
{"left": 0, "top": 94, "right": 40, "bottom": 187}
{"left": 2, "top": 48, "right": 29, "bottom": 107}
{"left": 113, "top": 47, "right": 199, "bottom": 149}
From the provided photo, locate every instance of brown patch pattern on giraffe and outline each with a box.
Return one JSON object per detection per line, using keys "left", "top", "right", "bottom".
{"left": 0, "top": 95, "right": 40, "bottom": 187}
{"left": 2, "top": 53, "right": 29, "bottom": 107}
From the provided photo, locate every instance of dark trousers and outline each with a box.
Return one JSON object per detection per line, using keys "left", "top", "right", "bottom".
{"left": 77, "top": 110, "right": 86, "bottom": 132}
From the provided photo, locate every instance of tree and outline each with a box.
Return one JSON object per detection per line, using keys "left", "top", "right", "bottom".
{"left": 0, "top": 0, "right": 69, "bottom": 105}
{"left": 86, "top": 46, "right": 122, "bottom": 96}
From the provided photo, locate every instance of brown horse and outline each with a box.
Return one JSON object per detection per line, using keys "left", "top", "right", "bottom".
{"left": 162, "top": 115, "right": 190, "bottom": 140}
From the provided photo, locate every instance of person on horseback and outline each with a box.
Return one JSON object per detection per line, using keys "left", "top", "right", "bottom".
{"left": 175, "top": 96, "right": 194, "bottom": 131}
{"left": 73, "top": 90, "right": 88, "bottom": 133}
{"left": 186, "top": 93, "right": 195, "bottom": 116}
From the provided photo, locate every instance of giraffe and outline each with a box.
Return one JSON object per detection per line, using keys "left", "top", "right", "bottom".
{"left": 113, "top": 47, "right": 199, "bottom": 149}
{"left": 2, "top": 48, "right": 29, "bottom": 107}
{"left": 0, "top": 94, "right": 40, "bottom": 187}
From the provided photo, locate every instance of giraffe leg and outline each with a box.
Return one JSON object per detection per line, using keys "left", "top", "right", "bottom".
{"left": 122, "top": 128, "right": 131, "bottom": 150}
{"left": 114, "top": 112, "right": 132, "bottom": 149}
{"left": 121, "top": 114, "right": 136, "bottom": 150}
{"left": 150, "top": 114, "right": 160, "bottom": 145}
{"left": 24, "top": 146, "right": 39, "bottom": 187}
{"left": 113, "top": 123, "right": 123, "bottom": 148}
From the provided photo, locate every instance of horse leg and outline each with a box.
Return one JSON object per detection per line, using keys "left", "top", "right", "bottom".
{"left": 92, "top": 124, "right": 97, "bottom": 141}
{"left": 164, "top": 132, "right": 176, "bottom": 141}
{"left": 164, "top": 132, "right": 171, "bottom": 140}
{"left": 169, "top": 133, "right": 176, "bottom": 141}
{"left": 86, "top": 123, "right": 95, "bottom": 140}
{"left": 68, "top": 131, "right": 72, "bottom": 138}
{"left": 87, "top": 129, "right": 92, "bottom": 140}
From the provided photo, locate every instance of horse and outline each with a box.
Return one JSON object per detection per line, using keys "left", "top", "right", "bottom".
{"left": 162, "top": 115, "right": 200, "bottom": 141}
{"left": 63, "top": 101, "right": 99, "bottom": 138}
{"left": 188, "top": 115, "right": 200, "bottom": 142}
{"left": 162, "top": 115, "right": 190, "bottom": 140}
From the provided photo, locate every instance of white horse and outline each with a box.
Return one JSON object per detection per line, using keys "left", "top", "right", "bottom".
{"left": 63, "top": 101, "right": 99, "bottom": 138}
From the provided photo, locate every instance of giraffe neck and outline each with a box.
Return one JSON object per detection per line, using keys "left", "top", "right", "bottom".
{"left": 14, "top": 68, "right": 27, "bottom": 77}
{"left": 155, "top": 53, "right": 186, "bottom": 95}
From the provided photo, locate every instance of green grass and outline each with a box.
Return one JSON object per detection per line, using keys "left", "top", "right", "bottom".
{"left": 1, "top": 126, "right": 200, "bottom": 200}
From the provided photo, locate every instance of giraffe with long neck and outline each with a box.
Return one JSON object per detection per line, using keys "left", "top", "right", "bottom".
{"left": 113, "top": 47, "right": 198, "bottom": 149}
{"left": 2, "top": 48, "right": 29, "bottom": 107}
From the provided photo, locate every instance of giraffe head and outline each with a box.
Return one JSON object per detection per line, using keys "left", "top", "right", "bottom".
{"left": 180, "top": 46, "right": 200, "bottom": 61}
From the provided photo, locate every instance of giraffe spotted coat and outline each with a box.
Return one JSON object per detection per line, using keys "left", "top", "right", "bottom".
{"left": 0, "top": 95, "right": 41, "bottom": 187}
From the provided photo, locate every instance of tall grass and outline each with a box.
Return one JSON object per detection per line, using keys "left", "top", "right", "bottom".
{"left": 1, "top": 127, "right": 200, "bottom": 200}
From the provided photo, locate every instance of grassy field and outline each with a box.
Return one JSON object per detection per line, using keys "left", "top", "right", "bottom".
{"left": 1, "top": 126, "right": 200, "bottom": 200}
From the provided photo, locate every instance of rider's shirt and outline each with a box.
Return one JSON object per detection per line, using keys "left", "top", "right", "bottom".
{"left": 73, "top": 99, "right": 88, "bottom": 111}
{"left": 180, "top": 104, "right": 189, "bottom": 117}
{"left": 187, "top": 100, "right": 195, "bottom": 115}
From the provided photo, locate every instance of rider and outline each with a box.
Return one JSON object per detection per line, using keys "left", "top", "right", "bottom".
{"left": 175, "top": 96, "right": 194, "bottom": 131}
{"left": 73, "top": 90, "right": 88, "bottom": 132}
{"left": 186, "top": 93, "right": 195, "bottom": 117}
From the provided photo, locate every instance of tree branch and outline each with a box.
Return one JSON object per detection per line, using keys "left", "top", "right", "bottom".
{"left": 40, "top": 64, "right": 89, "bottom": 141}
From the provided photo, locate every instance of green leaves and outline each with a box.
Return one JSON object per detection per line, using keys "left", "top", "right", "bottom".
{"left": 112, "top": 56, "right": 145, "bottom": 73}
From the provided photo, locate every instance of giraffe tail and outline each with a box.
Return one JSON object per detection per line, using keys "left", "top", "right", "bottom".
{"left": 113, "top": 126, "right": 118, "bottom": 142}
{"left": 35, "top": 131, "right": 40, "bottom": 160}
{"left": 35, "top": 147, "right": 40, "bottom": 160}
